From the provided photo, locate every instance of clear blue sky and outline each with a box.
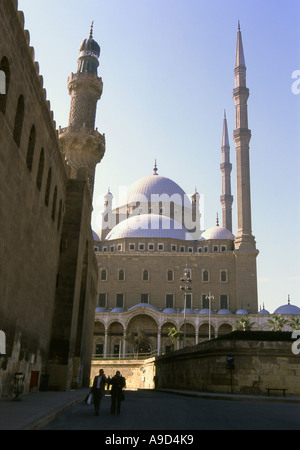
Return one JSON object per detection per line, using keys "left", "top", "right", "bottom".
{"left": 18, "top": 0, "right": 300, "bottom": 312}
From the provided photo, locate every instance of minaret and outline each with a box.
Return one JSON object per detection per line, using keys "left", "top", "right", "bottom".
{"left": 233, "top": 22, "right": 256, "bottom": 250}
{"left": 220, "top": 111, "right": 233, "bottom": 232}
{"left": 59, "top": 22, "right": 105, "bottom": 193}
{"left": 233, "top": 22, "right": 259, "bottom": 314}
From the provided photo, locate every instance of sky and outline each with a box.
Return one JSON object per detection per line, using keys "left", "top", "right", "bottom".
{"left": 18, "top": 0, "right": 300, "bottom": 313}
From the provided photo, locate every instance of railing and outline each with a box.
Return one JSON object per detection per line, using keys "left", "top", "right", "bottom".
{"left": 92, "top": 349, "right": 158, "bottom": 360}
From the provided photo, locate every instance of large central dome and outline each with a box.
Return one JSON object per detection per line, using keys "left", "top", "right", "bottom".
{"left": 118, "top": 174, "right": 192, "bottom": 209}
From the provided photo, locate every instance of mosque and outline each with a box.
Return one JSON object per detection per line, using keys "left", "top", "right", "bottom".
{"left": 91, "top": 25, "right": 300, "bottom": 358}
{"left": 0, "top": 1, "right": 299, "bottom": 397}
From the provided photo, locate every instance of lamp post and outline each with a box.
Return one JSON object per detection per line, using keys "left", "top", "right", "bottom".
{"left": 180, "top": 267, "right": 192, "bottom": 348}
{"left": 205, "top": 291, "right": 214, "bottom": 340}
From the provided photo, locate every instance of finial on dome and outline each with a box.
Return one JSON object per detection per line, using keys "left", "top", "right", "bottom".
{"left": 216, "top": 212, "right": 219, "bottom": 226}
{"left": 89, "top": 21, "right": 94, "bottom": 39}
{"left": 153, "top": 160, "right": 158, "bottom": 175}
{"left": 288, "top": 294, "right": 290, "bottom": 305}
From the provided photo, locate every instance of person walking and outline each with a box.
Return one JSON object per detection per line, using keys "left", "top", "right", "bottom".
{"left": 109, "top": 370, "right": 126, "bottom": 415}
{"left": 91, "top": 369, "right": 106, "bottom": 416}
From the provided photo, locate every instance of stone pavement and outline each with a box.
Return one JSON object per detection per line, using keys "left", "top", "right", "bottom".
{"left": 0, "top": 388, "right": 299, "bottom": 430}
{"left": 0, "top": 388, "right": 89, "bottom": 430}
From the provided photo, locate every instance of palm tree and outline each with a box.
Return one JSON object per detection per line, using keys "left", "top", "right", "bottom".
{"left": 289, "top": 317, "right": 300, "bottom": 331}
{"left": 234, "top": 316, "right": 256, "bottom": 331}
{"left": 168, "top": 327, "right": 183, "bottom": 351}
{"left": 268, "top": 314, "right": 289, "bottom": 331}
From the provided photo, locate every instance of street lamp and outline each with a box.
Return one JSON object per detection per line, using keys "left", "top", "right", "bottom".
{"left": 180, "top": 267, "right": 192, "bottom": 348}
{"left": 205, "top": 291, "right": 214, "bottom": 340}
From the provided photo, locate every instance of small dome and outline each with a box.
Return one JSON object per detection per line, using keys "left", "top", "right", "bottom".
{"left": 128, "top": 303, "right": 160, "bottom": 312}
{"left": 258, "top": 305, "right": 270, "bottom": 315}
{"left": 106, "top": 214, "right": 193, "bottom": 241}
{"left": 236, "top": 309, "right": 249, "bottom": 315}
{"left": 180, "top": 308, "right": 195, "bottom": 315}
{"left": 95, "top": 307, "right": 106, "bottom": 313}
{"left": 199, "top": 308, "right": 213, "bottom": 315}
{"left": 217, "top": 309, "right": 233, "bottom": 315}
{"left": 111, "top": 307, "right": 125, "bottom": 313}
{"left": 201, "top": 226, "right": 235, "bottom": 241}
{"left": 92, "top": 230, "right": 100, "bottom": 241}
{"left": 162, "top": 308, "right": 177, "bottom": 314}
{"left": 273, "top": 303, "right": 300, "bottom": 315}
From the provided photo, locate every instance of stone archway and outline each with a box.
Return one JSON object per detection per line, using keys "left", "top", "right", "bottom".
{"left": 161, "top": 321, "right": 178, "bottom": 353}
{"left": 199, "top": 323, "right": 215, "bottom": 341}
{"left": 126, "top": 314, "right": 158, "bottom": 357}
{"left": 108, "top": 321, "right": 124, "bottom": 358}
{"left": 179, "top": 322, "right": 196, "bottom": 347}
{"left": 218, "top": 323, "right": 233, "bottom": 336}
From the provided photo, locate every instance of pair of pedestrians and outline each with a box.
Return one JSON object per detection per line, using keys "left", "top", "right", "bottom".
{"left": 90, "top": 369, "right": 126, "bottom": 416}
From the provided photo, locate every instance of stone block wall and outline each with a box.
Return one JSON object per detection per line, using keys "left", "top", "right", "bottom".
{"left": 155, "top": 335, "right": 300, "bottom": 396}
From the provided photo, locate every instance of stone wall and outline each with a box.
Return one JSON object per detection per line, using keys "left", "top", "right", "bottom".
{"left": 91, "top": 358, "right": 156, "bottom": 390}
{"left": 155, "top": 333, "right": 300, "bottom": 395}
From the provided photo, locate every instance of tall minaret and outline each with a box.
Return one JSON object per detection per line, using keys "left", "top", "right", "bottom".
{"left": 233, "top": 22, "right": 256, "bottom": 250}
{"left": 59, "top": 23, "right": 105, "bottom": 193}
{"left": 220, "top": 111, "right": 233, "bottom": 232}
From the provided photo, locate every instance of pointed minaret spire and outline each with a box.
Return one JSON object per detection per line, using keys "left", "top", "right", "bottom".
{"left": 235, "top": 21, "right": 246, "bottom": 72}
{"left": 233, "top": 23, "right": 256, "bottom": 249}
{"left": 89, "top": 21, "right": 94, "bottom": 39}
{"left": 220, "top": 111, "right": 233, "bottom": 232}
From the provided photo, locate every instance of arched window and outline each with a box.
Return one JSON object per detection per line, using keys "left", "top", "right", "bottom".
{"left": 100, "top": 269, "right": 107, "bottom": 281}
{"left": 202, "top": 270, "right": 209, "bottom": 282}
{"left": 167, "top": 269, "right": 174, "bottom": 282}
{"left": 51, "top": 186, "right": 57, "bottom": 221}
{"left": 221, "top": 270, "right": 228, "bottom": 282}
{"left": 44, "top": 167, "right": 52, "bottom": 206}
{"left": 36, "top": 148, "right": 44, "bottom": 191}
{"left": 13, "top": 95, "right": 25, "bottom": 147}
{"left": 26, "top": 125, "right": 36, "bottom": 172}
{"left": 0, "top": 57, "right": 10, "bottom": 115}
{"left": 118, "top": 269, "right": 125, "bottom": 281}
{"left": 143, "top": 269, "right": 149, "bottom": 281}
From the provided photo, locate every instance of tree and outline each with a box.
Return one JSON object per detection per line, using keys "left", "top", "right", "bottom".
{"left": 168, "top": 327, "right": 183, "bottom": 351}
{"left": 233, "top": 316, "right": 256, "bottom": 331}
{"left": 268, "top": 314, "right": 289, "bottom": 332}
{"left": 289, "top": 317, "right": 300, "bottom": 331}
{"left": 127, "top": 328, "right": 147, "bottom": 358}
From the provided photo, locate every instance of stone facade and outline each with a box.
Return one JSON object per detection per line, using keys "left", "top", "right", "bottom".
{"left": 155, "top": 334, "right": 300, "bottom": 396}
{"left": 0, "top": 1, "right": 101, "bottom": 396}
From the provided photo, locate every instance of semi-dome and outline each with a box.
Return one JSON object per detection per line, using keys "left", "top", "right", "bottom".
{"left": 106, "top": 214, "right": 193, "bottom": 241}
{"left": 273, "top": 302, "right": 300, "bottom": 315}
{"left": 128, "top": 303, "right": 160, "bottom": 312}
{"left": 118, "top": 174, "right": 192, "bottom": 210}
{"left": 199, "top": 308, "right": 213, "bottom": 315}
{"left": 236, "top": 309, "right": 249, "bottom": 315}
{"left": 162, "top": 308, "right": 177, "bottom": 314}
{"left": 111, "top": 307, "right": 126, "bottom": 313}
{"left": 201, "top": 226, "right": 235, "bottom": 241}
{"left": 95, "top": 307, "right": 106, "bottom": 313}
{"left": 181, "top": 308, "right": 195, "bottom": 314}
{"left": 217, "top": 309, "right": 233, "bottom": 315}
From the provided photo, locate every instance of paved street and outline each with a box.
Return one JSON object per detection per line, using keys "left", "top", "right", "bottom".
{"left": 43, "top": 390, "right": 300, "bottom": 431}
